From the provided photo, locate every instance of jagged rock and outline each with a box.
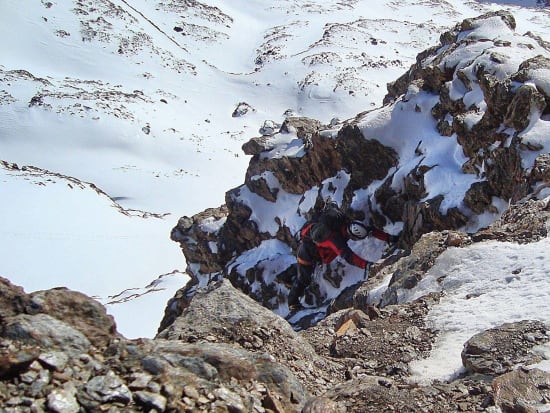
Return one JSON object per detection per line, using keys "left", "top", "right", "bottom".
{"left": 372, "top": 232, "right": 454, "bottom": 307}
{"left": 512, "top": 54, "right": 550, "bottom": 93}
{"left": 280, "top": 116, "right": 323, "bottom": 139}
{"left": 247, "top": 173, "right": 279, "bottom": 202}
{"left": 26, "top": 288, "right": 117, "bottom": 348}
{"left": 472, "top": 197, "right": 550, "bottom": 243}
{"left": 242, "top": 135, "right": 279, "bottom": 155}
{"left": 504, "top": 84, "right": 547, "bottom": 131}
{"left": 134, "top": 390, "right": 167, "bottom": 411}
{"left": 382, "top": 10, "right": 547, "bottom": 237}
{"left": 461, "top": 320, "right": 549, "bottom": 376}
{"left": 157, "top": 279, "right": 346, "bottom": 396}
{"left": 170, "top": 205, "right": 229, "bottom": 277}
{"left": 385, "top": 11, "right": 516, "bottom": 104}
{"left": 38, "top": 351, "right": 69, "bottom": 372}
{"left": 0, "top": 278, "right": 116, "bottom": 350}
{"left": 259, "top": 119, "right": 280, "bottom": 135}
{"left": 493, "top": 368, "right": 550, "bottom": 413}
{"left": 171, "top": 121, "right": 399, "bottom": 325}
{"left": 401, "top": 196, "right": 468, "bottom": 248}
{"left": 530, "top": 153, "right": 550, "bottom": 188}
{"left": 0, "top": 277, "right": 32, "bottom": 321}
{"left": 464, "top": 181, "right": 494, "bottom": 214}
{"left": 47, "top": 388, "right": 80, "bottom": 413}
{"left": 84, "top": 371, "right": 133, "bottom": 404}
{"left": 243, "top": 122, "right": 397, "bottom": 198}
{"left": 485, "top": 147, "right": 530, "bottom": 204}
{"left": 168, "top": 9, "right": 550, "bottom": 345}
{"left": 231, "top": 101, "right": 254, "bottom": 117}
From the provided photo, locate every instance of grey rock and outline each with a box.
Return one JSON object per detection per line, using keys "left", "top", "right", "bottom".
{"left": 27, "top": 288, "right": 117, "bottom": 348}
{"left": 47, "top": 389, "right": 79, "bottom": 413}
{"left": 241, "top": 135, "right": 278, "bottom": 155}
{"left": 84, "top": 371, "right": 132, "bottom": 404}
{"left": 462, "top": 320, "right": 549, "bottom": 376}
{"left": 134, "top": 390, "right": 167, "bottom": 411}
{"left": 3, "top": 314, "right": 90, "bottom": 355}
{"left": 38, "top": 351, "right": 69, "bottom": 372}
{"left": 232, "top": 101, "right": 254, "bottom": 118}
{"left": 376, "top": 232, "right": 450, "bottom": 307}
{"left": 127, "top": 372, "right": 153, "bottom": 390}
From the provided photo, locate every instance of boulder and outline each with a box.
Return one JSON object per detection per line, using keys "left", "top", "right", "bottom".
{"left": 461, "top": 320, "right": 549, "bottom": 376}
{"left": 157, "top": 279, "right": 347, "bottom": 395}
{"left": 26, "top": 287, "right": 117, "bottom": 348}
{"left": 3, "top": 314, "right": 91, "bottom": 355}
{"left": 0, "top": 276, "right": 31, "bottom": 322}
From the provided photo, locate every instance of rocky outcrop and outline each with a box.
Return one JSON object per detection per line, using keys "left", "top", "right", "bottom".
{"left": 381, "top": 10, "right": 550, "bottom": 239}
{"left": 166, "top": 10, "right": 550, "bottom": 332}
{"left": 2, "top": 276, "right": 548, "bottom": 412}
{"left": 0, "top": 277, "right": 117, "bottom": 349}
{"left": 157, "top": 279, "right": 347, "bottom": 396}
{"left": 0, "top": 279, "right": 309, "bottom": 412}
{"left": 472, "top": 197, "right": 550, "bottom": 243}
{"left": 354, "top": 230, "right": 472, "bottom": 308}
{"left": 493, "top": 368, "right": 550, "bottom": 413}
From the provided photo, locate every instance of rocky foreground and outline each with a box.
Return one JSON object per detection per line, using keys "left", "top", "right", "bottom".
{"left": 1, "top": 197, "right": 549, "bottom": 412}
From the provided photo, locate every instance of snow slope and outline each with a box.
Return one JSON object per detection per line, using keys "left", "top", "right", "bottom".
{"left": 404, "top": 235, "right": 550, "bottom": 383}
{"left": 1, "top": 0, "right": 549, "bottom": 341}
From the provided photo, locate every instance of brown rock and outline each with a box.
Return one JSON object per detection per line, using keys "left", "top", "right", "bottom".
{"left": 0, "top": 277, "right": 31, "bottom": 323}
{"left": 493, "top": 368, "right": 550, "bottom": 413}
{"left": 27, "top": 288, "right": 117, "bottom": 348}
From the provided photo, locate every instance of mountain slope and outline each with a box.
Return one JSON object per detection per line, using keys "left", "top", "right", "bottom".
{"left": 1, "top": 0, "right": 549, "bottom": 338}
{"left": 168, "top": 8, "right": 550, "bottom": 319}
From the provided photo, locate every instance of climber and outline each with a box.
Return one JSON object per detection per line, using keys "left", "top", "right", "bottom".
{"left": 287, "top": 202, "right": 397, "bottom": 309}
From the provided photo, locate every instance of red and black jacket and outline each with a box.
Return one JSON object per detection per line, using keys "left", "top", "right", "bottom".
{"left": 297, "top": 223, "right": 368, "bottom": 268}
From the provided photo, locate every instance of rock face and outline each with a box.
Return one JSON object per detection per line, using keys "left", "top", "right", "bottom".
{"left": 0, "top": 278, "right": 309, "bottom": 412}
{"left": 156, "top": 279, "right": 346, "bottom": 397}
{"left": 166, "top": 10, "right": 550, "bottom": 330}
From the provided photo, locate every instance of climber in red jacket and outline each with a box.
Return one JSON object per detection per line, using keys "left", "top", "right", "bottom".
{"left": 287, "top": 204, "right": 397, "bottom": 309}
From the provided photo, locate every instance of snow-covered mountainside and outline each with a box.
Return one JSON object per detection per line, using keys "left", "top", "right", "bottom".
{"left": 1, "top": 1, "right": 549, "bottom": 339}
{"left": 168, "top": 8, "right": 550, "bottom": 323}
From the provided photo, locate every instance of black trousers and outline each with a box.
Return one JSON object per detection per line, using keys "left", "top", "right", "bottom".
{"left": 288, "top": 262, "right": 315, "bottom": 306}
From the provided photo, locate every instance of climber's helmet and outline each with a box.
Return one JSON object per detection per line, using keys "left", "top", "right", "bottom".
{"left": 347, "top": 221, "right": 369, "bottom": 240}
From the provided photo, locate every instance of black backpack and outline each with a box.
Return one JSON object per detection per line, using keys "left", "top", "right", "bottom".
{"left": 297, "top": 202, "right": 348, "bottom": 243}
{"left": 318, "top": 203, "right": 347, "bottom": 231}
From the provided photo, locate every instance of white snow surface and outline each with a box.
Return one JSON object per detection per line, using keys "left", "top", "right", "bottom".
{"left": 402, "top": 233, "right": 550, "bottom": 384}
{"left": 1, "top": 0, "right": 550, "bottom": 384}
